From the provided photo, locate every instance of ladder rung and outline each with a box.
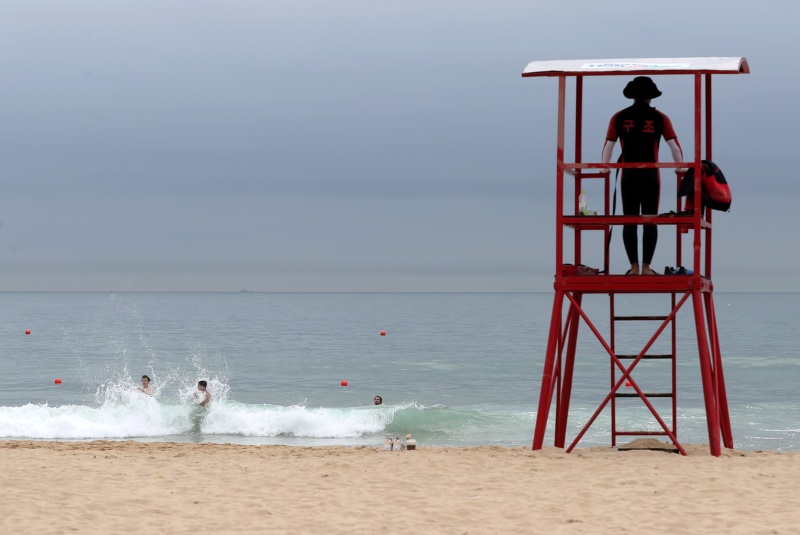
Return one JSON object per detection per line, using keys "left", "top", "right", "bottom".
{"left": 614, "top": 431, "right": 671, "bottom": 436}
{"left": 614, "top": 315, "right": 669, "bottom": 321}
{"left": 617, "top": 354, "right": 673, "bottom": 359}
{"left": 615, "top": 392, "right": 673, "bottom": 398}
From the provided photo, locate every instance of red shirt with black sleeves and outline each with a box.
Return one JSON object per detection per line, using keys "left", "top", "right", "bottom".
{"left": 606, "top": 101, "right": 677, "bottom": 163}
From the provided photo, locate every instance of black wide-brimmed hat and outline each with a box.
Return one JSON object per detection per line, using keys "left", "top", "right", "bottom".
{"left": 623, "top": 76, "right": 662, "bottom": 99}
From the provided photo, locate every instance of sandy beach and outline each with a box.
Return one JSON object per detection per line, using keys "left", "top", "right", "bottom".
{"left": 1, "top": 441, "right": 799, "bottom": 534}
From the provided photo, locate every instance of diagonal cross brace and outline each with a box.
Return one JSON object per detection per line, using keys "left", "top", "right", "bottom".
{"left": 562, "top": 290, "right": 691, "bottom": 454}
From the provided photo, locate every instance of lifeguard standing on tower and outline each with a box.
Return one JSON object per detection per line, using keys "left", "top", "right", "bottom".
{"left": 601, "top": 76, "right": 685, "bottom": 276}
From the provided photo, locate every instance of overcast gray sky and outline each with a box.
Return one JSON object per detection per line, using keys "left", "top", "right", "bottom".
{"left": 0, "top": 0, "right": 795, "bottom": 292}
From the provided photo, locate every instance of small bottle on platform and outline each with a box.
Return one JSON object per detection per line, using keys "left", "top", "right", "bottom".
{"left": 578, "top": 190, "right": 587, "bottom": 214}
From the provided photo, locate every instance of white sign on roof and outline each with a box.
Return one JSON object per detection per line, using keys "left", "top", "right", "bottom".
{"left": 582, "top": 62, "right": 691, "bottom": 70}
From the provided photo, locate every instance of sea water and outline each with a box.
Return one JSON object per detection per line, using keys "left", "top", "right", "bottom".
{"left": 1, "top": 292, "right": 798, "bottom": 451}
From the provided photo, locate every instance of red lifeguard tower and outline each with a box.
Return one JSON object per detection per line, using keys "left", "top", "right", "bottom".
{"left": 523, "top": 57, "right": 750, "bottom": 456}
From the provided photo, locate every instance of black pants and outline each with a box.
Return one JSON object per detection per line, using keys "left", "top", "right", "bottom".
{"left": 621, "top": 169, "right": 660, "bottom": 265}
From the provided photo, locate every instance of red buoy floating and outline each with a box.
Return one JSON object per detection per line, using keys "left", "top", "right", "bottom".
{"left": 340, "top": 380, "right": 348, "bottom": 387}
{"left": 380, "top": 330, "right": 386, "bottom": 336}
{"left": 54, "top": 378, "right": 62, "bottom": 384}
{"left": 25, "top": 329, "right": 31, "bottom": 335}
{"left": 625, "top": 380, "right": 632, "bottom": 387}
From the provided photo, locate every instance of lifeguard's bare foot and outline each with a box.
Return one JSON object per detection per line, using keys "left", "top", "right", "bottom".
{"left": 641, "top": 265, "right": 658, "bottom": 276}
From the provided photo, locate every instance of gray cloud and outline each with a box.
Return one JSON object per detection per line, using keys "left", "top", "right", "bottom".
{"left": 0, "top": 1, "right": 793, "bottom": 291}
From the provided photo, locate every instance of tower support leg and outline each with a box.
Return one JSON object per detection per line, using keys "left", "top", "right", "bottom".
{"left": 533, "top": 290, "right": 565, "bottom": 450}
{"left": 692, "top": 290, "right": 722, "bottom": 456}
{"left": 705, "top": 292, "right": 733, "bottom": 449}
{"left": 555, "top": 293, "right": 581, "bottom": 447}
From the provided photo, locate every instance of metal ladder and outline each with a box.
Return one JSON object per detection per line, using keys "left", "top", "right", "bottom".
{"left": 609, "top": 293, "right": 678, "bottom": 447}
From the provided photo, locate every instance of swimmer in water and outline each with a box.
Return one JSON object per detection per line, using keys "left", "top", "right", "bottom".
{"left": 138, "top": 375, "right": 154, "bottom": 395}
{"left": 196, "top": 380, "right": 211, "bottom": 408}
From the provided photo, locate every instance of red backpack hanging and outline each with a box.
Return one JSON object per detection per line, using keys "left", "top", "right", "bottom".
{"left": 678, "top": 160, "right": 732, "bottom": 212}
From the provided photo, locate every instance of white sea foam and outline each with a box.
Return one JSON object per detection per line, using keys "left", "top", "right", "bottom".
{"left": 0, "top": 398, "right": 182, "bottom": 439}
{"left": 202, "top": 403, "right": 393, "bottom": 437}
{"left": 0, "top": 397, "right": 512, "bottom": 443}
{"left": 0, "top": 392, "right": 408, "bottom": 440}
